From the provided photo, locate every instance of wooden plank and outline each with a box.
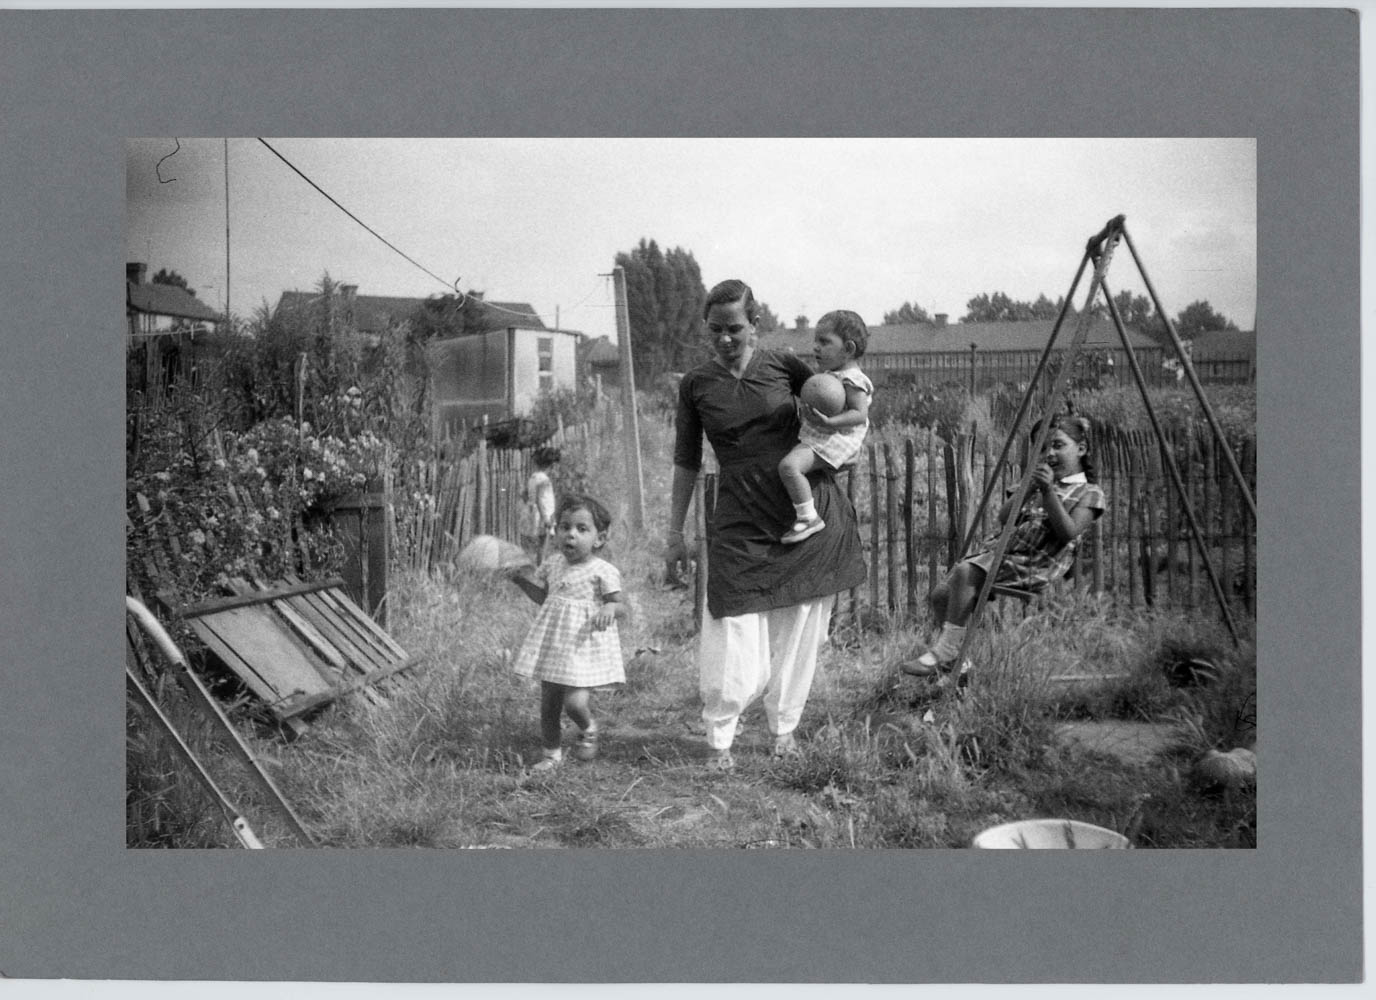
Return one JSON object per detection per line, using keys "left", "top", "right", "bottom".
{"left": 927, "top": 430, "right": 937, "bottom": 592}
{"left": 233, "top": 577, "right": 353, "bottom": 683}
{"left": 844, "top": 464, "right": 857, "bottom": 623}
{"left": 184, "top": 617, "right": 292, "bottom": 709}
{"left": 868, "top": 444, "right": 879, "bottom": 613}
{"left": 191, "top": 605, "right": 336, "bottom": 702}
{"left": 288, "top": 590, "right": 394, "bottom": 674}
{"left": 178, "top": 577, "right": 348, "bottom": 619}
{"left": 884, "top": 444, "right": 898, "bottom": 614}
{"left": 277, "top": 656, "right": 425, "bottom": 717}
{"left": 904, "top": 437, "right": 917, "bottom": 621}
{"left": 1242, "top": 439, "right": 1255, "bottom": 617}
{"left": 1220, "top": 450, "right": 1233, "bottom": 615}
{"left": 1091, "top": 517, "right": 1104, "bottom": 596}
{"left": 285, "top": 574, "right": 407, "bottom": 663}
{"left": 1182, "top": 427, "right": 1196, "bottom": 608}
{"left": 1164, "top": 426, "right": 1177, "bottom": 604}
{"left": 942, "top": 438, "right": 958, "bottom": 566}
{"left": 1202, "top": 428, "right": 1215, "bottom": 613}
{"left": 311, "top": 585, "right": 406, "bottom": 663}
{"left": 1125, "top": 432, "right": 1138, "bottom": 608}
{"left": 1105, "top": 429, "right": 1117, "bottom": 598}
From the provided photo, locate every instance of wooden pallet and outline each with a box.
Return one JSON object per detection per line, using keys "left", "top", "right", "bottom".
{"left": 164, "top": 575, "right": 422, "bottom": 734}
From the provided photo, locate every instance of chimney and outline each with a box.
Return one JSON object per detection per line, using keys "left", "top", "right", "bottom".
{"left": 935, "top": 313, "right": 948, "bottom": 328}
{"left": 126, "top": 262, "right": 147, "bottom": 285}
{"left": 339, "top": 284, "right": 358, "bottom": 326}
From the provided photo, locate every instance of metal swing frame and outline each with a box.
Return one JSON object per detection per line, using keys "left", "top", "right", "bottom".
{"left": 946, "top": 215, "right": 1257, "bottom": 682}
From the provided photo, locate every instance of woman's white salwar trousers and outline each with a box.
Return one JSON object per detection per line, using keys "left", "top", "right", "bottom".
{"left": 697, "top": 595, "right": 834, "bottom": 750}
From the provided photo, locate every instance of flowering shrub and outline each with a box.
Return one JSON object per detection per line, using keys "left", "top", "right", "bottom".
{"left": 233, "top": 417, "right": 384, "bottom": 514}
{"left": 127, "top": 414, "right": 386, "bottom": 606}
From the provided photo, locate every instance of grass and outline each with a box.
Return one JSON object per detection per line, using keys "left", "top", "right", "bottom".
{"left": 128, "top": 409, "right": 1257, "bottom": 850}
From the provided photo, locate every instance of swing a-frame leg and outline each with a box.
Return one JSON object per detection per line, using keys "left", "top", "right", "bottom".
{"left": 941, "top": 215, "right": 1254, "bottom": 692}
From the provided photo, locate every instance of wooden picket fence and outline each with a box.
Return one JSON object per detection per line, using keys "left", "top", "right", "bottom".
{"left": 390, "top": 408, "right": 622, "bottom": 575}
{"left": 816, "top": 422, "right": 1256, "bottom": 628}
{"left": 382, "top": 395, "right": 1256, "bottom": 634}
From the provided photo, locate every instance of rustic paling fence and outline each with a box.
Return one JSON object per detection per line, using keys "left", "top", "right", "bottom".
{"left": 401, "top": 406, "right": 1257, "bottom": 628}
{"left": 807, "top": 421, "right": 1256, "bottom": 629}
{"left": 390, "top": 406, "right": 624, "bottom": 575}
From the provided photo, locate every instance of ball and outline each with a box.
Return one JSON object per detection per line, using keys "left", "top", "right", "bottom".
{"left": 456, "top": 534, "right": 530, "bottom": 573}
{"left": 800, "top": 372, "right": 847, "bottom": 417}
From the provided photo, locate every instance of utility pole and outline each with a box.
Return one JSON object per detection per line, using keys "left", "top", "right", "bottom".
{"left": 610, "top": 266, "right": 646, "bottom": 531}
{"left": 223, "top": 138, "right": 231, "bottom": 322}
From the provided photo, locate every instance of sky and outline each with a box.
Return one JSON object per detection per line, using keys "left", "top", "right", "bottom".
{"left": 126, "top": 137, "right": 1256, "bottom": 342}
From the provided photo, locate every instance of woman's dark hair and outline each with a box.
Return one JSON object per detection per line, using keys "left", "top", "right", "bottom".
{"left": 1032, "top": 412, "right": 1097, "bottom": 483}
{"left": 532, "top": 445, "right": 561, "bottom": 469}
{"left": 556, "top": 493, "right": 613, "bottom": 533}
{"left": 702, "top": 279, "right": 760, "bottom": 324}
{"left": 817, "top": 309, "right": 869, "bottom": 359}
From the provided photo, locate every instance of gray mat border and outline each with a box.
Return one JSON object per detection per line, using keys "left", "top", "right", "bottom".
{"left": 0, "top": 7, "right": 1360, "bottom": 984}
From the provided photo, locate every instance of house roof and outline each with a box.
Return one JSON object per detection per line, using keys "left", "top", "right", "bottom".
{"left": 760, "top": 318, "right": 1160, "bottom": 356}
{"left": 127, "top": 281, "right": 222, "bottom": 323}
{"left": 272, "top": 290, "right": 548, "bottom": 333}
{"left": 1189, "top": 328, "right": 1255, "bottom": 359}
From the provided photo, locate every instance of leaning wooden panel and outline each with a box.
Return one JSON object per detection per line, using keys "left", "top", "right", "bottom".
{"left": 282, "top": 581, "right": 398, "bottom": 672}
{"left": 187, "top": 604, "right": 337, "bottom": 707}
{"left": 283, "top": 590, "right": 395, "bottom": 675}
{"left": 183, "top": 615, "right": 291, "bottom": 709}
{"left": 287, "top": 574, "right": 407, "bottom": 663}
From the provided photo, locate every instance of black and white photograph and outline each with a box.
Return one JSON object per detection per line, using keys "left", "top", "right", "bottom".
{"left": 1, "top": 6, "right": 1360, "bottom": 988}
{"left": 124, "top": 137, "right": 1258, "bottom": 851}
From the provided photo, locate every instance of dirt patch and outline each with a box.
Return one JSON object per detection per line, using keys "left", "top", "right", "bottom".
{"left": 1054, "top": 720, "right": 1182, "bottom": 768}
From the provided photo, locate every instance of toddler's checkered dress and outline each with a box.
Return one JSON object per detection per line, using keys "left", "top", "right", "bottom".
{"left": 798, "top": 367, "right": 874, "bottom": 469}
{"left": 512, "top": 553, "right": 625, "bottom": 687}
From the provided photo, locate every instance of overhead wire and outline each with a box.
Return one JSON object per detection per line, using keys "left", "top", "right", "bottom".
{"left": 255, "top": 138, "right": 546, "bottom": 323}
{"left": 257, "top": 137, "right": 459, "bottom": 294}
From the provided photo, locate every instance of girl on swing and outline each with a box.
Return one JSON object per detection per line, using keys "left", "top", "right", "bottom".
{"left": 903, "top": 413, "right": 1106, "bottom": 679}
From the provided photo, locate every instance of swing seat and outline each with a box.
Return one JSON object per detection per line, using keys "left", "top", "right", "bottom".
{"left": 988, "top": 583, "right": 1046, "bottom": 622}
{"left": 990, "top": 583, "right": 1043, "bottom": 605}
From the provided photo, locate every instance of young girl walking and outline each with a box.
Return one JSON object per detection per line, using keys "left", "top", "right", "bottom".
{"left": 903, "top": 413, "right": 1106, "bottom": 678}
{"left": 507, "top": 493, "right": 626, "bottom": 772}
{"left": 778, "top": 310, "right": 875, "bottom": 544}
{"left": 518, "top": 445, "right": 560, "bottom": 565}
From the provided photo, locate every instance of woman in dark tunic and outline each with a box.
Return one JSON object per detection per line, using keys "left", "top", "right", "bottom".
{"left": 665, "top": 279, "right": 867, "bottom": 770}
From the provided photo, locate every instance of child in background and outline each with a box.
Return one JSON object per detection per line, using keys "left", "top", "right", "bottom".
{"left": 778, "top": 310, "right": 875, "bottom": 544}
{"left": 904, "top": 413, "right": 1106, "bottom": 677}
{"left": 519, "top": 445, "right": 560, "bottom": 564}
{"left": 507, "top": 493, "right": 627, "bottom": 772}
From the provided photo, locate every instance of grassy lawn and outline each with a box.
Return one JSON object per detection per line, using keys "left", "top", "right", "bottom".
{"left": 127, "top": 409, "right": 1256, "bottom": 850}
{"left": 128, "top": 550, "right": 1256, "bottom": 850}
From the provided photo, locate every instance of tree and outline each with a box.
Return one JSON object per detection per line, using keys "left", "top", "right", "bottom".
{"left": 882, "top": 301, "right": 932, "bottom": 325}
{"left": 614, "top": 238, "right": 706, "bottom": 385}
{"left": 407, "top": 291, "right": 502, "bottom": 343}
{"left": 963, "top": 291, "right": 1030, "bottom": 322}
{"left": 1173, "top": 299, "right": 1238, "bottom": 339}
{"left": 755, "top": 302, "right": 782, "bottom": 332}
{"left": 152, "top": 268, "right": 194, "bottom": 297}
{"left": 1111, "top": 290, "right": 1156, "bottom": 331}
{"left": 1028, "top": 294, "right": 1060, "bottom": 321}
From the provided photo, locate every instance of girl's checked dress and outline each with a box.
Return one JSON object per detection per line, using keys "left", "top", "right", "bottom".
{"left": 512, "top": 552, "right": 625, "bottom": 687}
{"left": 964, "top": 472, "right": 1106, "bottom": 590}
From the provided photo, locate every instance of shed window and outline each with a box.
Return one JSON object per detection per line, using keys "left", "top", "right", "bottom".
{"left": 538, "top": 337, "right": 554, "bottom": 391}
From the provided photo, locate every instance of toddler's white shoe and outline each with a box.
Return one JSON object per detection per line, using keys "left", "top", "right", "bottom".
{"left": 781, "top": 516, "right": 825, "bottom": 544}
